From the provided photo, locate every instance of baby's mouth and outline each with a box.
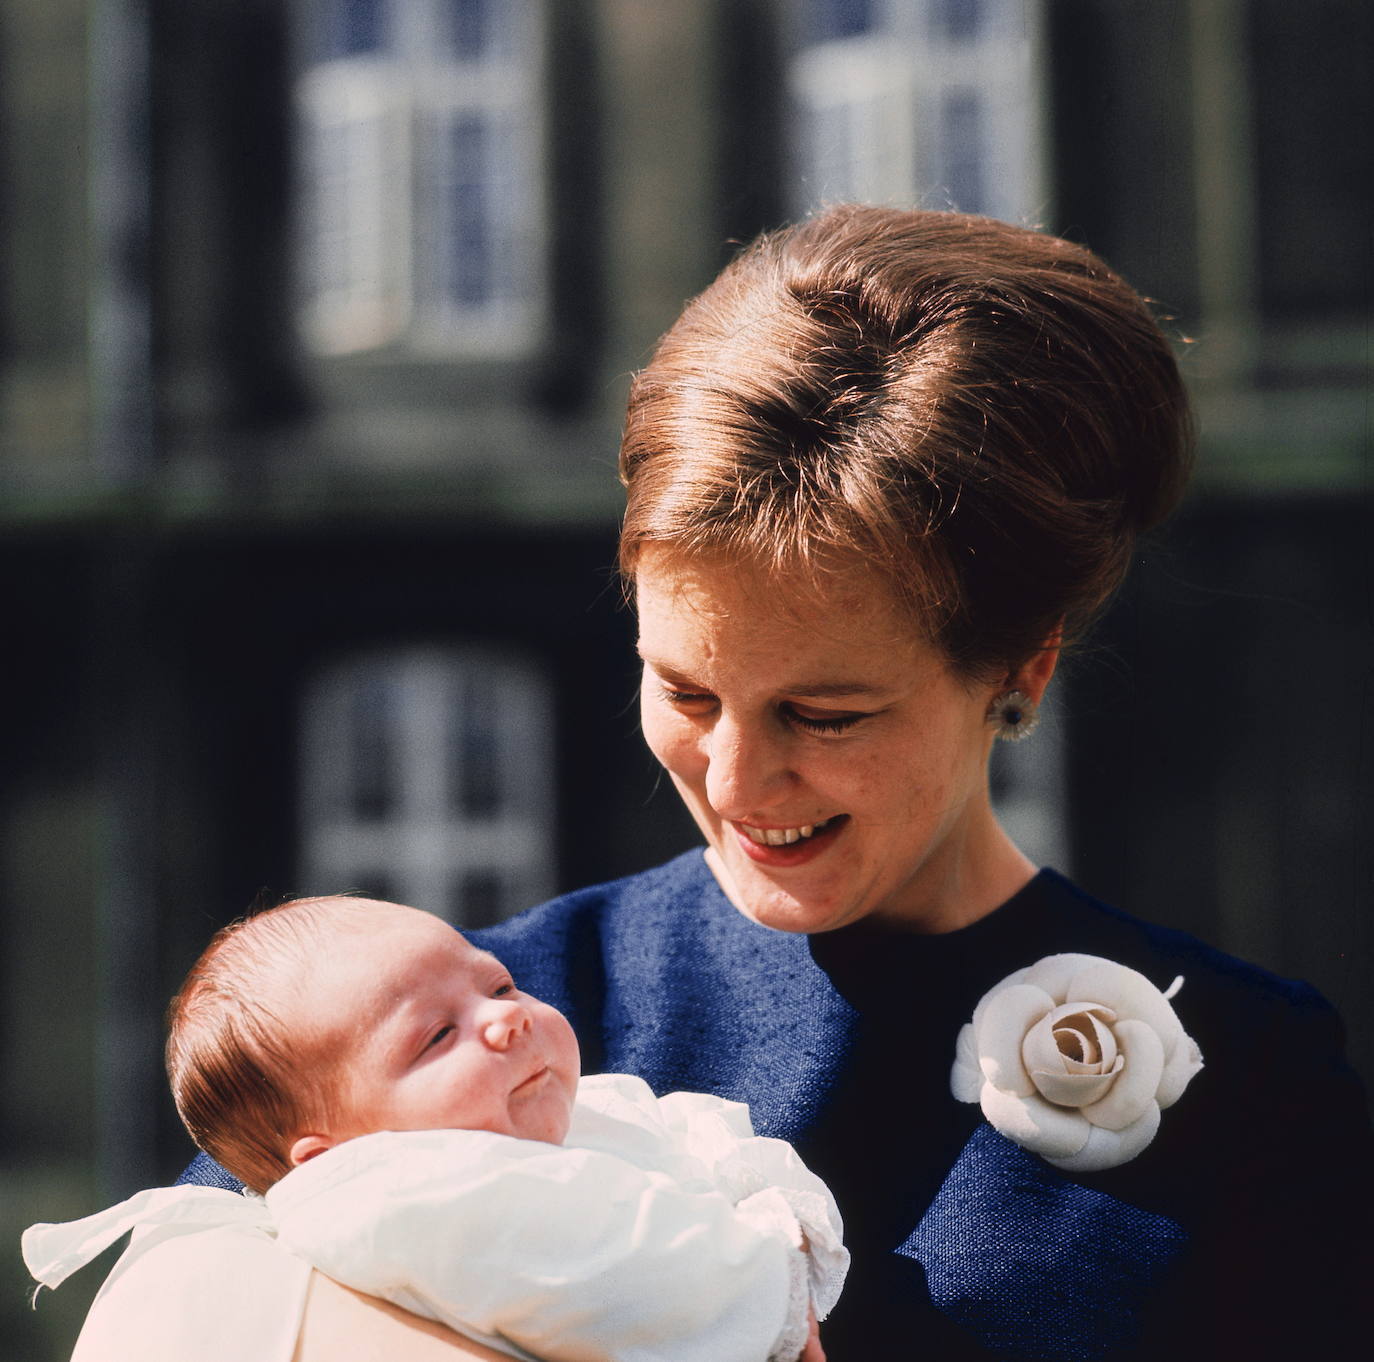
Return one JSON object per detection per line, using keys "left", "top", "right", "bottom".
{"left": 512, "top": 1065, "right": 550, "bottom": 1095}
{"left": 739, "top": 815, "right": 843, "bottom": 847}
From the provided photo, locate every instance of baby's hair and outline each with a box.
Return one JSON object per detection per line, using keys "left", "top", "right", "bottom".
{"left": 166, "top": 895, "right": 383, "bottom": 1194}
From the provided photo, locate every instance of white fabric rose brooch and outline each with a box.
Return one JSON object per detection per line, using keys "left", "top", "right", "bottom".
{"left": 951, "top": 953, "right": 1204, "bottom": 1172}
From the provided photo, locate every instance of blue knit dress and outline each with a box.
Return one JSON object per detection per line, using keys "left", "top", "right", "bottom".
{"left": 468, "top": 851, "right": 1374, "bottom": 1360}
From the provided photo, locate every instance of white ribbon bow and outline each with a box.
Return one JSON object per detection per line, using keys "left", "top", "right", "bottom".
{"left": 23, "top": 1185, "right": 274, "bottom": 1292}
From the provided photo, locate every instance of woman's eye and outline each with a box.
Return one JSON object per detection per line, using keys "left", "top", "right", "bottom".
{"left": 658, "top": 684, "right": 714, "bottom": 709}
{"left": 785, "top": 706, "right": 866, "bottom": 735}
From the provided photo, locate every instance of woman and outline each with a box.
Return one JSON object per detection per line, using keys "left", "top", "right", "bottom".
{"left": 466, "top": 206, "right": 1373, "bottom": 1357}
{"left": 121, "top": 206, "right": 1371, "bottom": 1357}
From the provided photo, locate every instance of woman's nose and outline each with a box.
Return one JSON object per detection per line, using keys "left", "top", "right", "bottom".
{"left": 481, "top": 1001, "right": 533, "bottom": 1051}
{"left": 703, "top": 714, "right": 792, "bottom": 819}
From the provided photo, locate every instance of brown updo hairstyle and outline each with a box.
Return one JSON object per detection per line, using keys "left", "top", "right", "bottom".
{"left": 619, "top": 205, "right": 1193, "bottom": 679}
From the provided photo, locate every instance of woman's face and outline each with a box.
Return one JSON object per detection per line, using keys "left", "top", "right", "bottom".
{"left": 635, "top": 548, "right": 1037, "bottom": 934}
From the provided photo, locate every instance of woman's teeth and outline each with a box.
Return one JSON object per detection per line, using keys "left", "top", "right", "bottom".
{"left": 742, "top": 817, "right": 834, "bottom": 846}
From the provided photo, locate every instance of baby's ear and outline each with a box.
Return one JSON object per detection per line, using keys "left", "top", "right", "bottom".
{"left": 288, "top": 1133, "right": 336, "bottom": 1168}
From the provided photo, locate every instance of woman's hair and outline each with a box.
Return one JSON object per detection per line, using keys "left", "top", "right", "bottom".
{"left": 619, "top": 205, "right": 1193, "bottom": 678}
{"left": 166, "top": 896, "right": 369, "bottom": 1194}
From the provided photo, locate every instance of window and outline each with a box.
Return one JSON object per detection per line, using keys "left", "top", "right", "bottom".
{"left": 295, "top": 0, "right": 546, "bottom": 356}
{"left": 299, "top": 645, "right": 556, "bottom": 926}
{"left": 807, "top": 0, "right": 878, "bottom": 44}
{"left": 789, "top": 0, "right": 1045, "bottom": 223}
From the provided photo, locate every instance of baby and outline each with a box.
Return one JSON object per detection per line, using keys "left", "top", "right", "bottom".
{"left": 24, "top": 896, "right": 847, "bottom": 1362}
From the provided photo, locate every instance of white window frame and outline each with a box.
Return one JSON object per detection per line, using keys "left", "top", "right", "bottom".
{"left": 299, "top": 644, "right": 556, "bottom": 926}
{"left": 788, "top": 0, "right": 1047, "bottom": 224}
{"left": 294, "top": 0, "right": 547, "bottom": 358}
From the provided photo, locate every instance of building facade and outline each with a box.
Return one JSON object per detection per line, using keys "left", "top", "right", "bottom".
{"left": 2, "top": 3, "right": 1369, "bottom": 1355}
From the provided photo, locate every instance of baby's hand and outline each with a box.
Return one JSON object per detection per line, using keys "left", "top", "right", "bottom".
{"left": 799, "top": 1305, "right": 826, "bottom": 1362}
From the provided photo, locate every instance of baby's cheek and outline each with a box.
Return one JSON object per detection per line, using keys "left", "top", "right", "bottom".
{"left": 551, "top": 1010, "right": 582, "bottom": 1078}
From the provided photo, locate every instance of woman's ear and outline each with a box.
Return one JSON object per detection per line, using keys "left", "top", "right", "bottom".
{"left": 288, "top": 1133, "right": 337, "bottom": 1168}
{"left": 1006, "top": 627, "right": 1062, "bottom": 704}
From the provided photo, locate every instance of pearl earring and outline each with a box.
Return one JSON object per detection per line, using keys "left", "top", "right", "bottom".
{"left": 988, "top": 690, "right": 1039, "bottom": 742}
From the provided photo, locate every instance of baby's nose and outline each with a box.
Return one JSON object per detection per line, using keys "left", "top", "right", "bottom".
{"left": 482, "top": 1002, "right": 532, "bottom": 1051}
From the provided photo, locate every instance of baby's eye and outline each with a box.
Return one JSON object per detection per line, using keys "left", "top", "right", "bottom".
{"left": 425, "top": 1025, "right": 454, "bottom": 1050}
{"left": 493, "top": 981, "right": 514, "bottom": 998}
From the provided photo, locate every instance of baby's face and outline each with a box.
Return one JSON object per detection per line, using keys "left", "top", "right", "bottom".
{"left": 291, "top": 903, "right": 580, "bottom": 1155}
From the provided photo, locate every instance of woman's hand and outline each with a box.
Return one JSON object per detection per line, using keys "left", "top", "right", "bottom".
{"left": 297, "top": 1270, "right": 824, "bottom": 1362}
{"left": 293, "top": 1270, "right": 512, "bottom": 1361}
{"left": 798, "top": 1305, "right": 826, "bottom": 1362}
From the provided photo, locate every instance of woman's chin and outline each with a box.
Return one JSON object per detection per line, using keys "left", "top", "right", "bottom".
{"left": 743, "top": 895, "right": 857, "bottom": 935}
{"left": 705, "top": 845, "right": 863, "bottom": 935}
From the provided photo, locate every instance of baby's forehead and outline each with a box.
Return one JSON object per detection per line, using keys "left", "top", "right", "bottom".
{"left": 315, "top": 898, "right": 465, "bottom": 949}
{"left": 273, "top": 909, "right": 463, "bottom": 1051}
{"left": 300, "top": 901, "right": 496, "bottom": 997}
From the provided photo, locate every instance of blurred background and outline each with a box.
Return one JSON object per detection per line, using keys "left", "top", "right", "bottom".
{"left": 1, "top": 0, "right": 1369, "bottom": 1354}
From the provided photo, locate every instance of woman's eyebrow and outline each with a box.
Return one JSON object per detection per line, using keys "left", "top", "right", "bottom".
{"left": 785, "top": 681, "right": 889, "bottom": 700}
{"left": 636, "top": 653, "right": 697, "bottom": 681}
{"left": 641, "top": 654, "right": 889, "bottom": 701}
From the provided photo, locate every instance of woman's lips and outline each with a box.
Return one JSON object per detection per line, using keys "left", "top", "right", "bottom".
{"left": 731, "top": 814, "right": 847, "bottom": 866}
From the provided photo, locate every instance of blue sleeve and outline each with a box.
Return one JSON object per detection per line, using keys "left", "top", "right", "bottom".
{"left": 175, "top": 1149, "right": 245, "bottom": 1192}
